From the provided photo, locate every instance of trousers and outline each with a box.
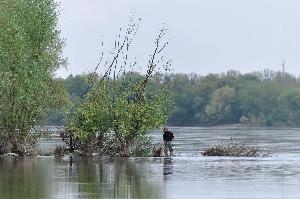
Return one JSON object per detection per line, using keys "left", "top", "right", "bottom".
{"left": 164, "top": 141, "right": 173, "bottom": 155}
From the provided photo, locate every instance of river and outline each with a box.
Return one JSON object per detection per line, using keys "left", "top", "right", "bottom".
{"left": 1, "top": 127, "right": 300, "bottom": 199}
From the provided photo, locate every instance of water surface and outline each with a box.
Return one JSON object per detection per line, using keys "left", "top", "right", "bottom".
{"left": 1, "top": 127, "right": 300, "bottom": 199}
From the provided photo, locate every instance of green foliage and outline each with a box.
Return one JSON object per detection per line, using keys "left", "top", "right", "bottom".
{"left": 64, "top": 74, "right": 89, "bottom": 101}
{"left": 166, "top": 70, "right": 300, "bottom": 126}
{"left": 64, "top": 20, "right": 173, "bottom": 156}
{"left": 68, "top": 83, "right": 112, "bottom": 142}
{"left": 66, "top": 74, "right": 173, "bottom": 155}
{"left": 57, "top": 70, "right": 300, "bottom": 127}
{"left": 46, "top": 78, "right": 71, "bottom": 126}
{"left": 276, "top": 88, "right": 300, "bottom": 123}
{"left": 45, "top": 74, "right": 89, "bottom": 126}
{"left": 205, "top": 86, "right": 235, "bottom": 122}
{"left": 0, "top": 0, "right": 64, "bottom": 154}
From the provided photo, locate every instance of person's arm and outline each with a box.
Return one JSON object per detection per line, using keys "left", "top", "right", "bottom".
{"left": 163, "top": 133, "right": 166, "bottom": 141}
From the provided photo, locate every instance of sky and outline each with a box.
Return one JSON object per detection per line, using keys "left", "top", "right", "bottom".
{"left": 56, "top": 0, "right": 300, "bottom": 77}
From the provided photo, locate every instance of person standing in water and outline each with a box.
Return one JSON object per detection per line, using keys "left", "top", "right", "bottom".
{"left": 163, "top": 127, "right": 174, "bottom": 156}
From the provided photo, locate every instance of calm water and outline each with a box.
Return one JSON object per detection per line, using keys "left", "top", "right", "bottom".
{"left": 1, "top": 127, "right": 300, "bottom": 199}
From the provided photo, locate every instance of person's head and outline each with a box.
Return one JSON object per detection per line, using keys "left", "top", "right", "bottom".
{"left": 163, "top": 127, "right": 168, "bottom": 132}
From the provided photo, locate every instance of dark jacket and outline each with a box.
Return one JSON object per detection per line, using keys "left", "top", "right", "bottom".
{"left": 163, "top": 130, "right": 174, "bottom": 142}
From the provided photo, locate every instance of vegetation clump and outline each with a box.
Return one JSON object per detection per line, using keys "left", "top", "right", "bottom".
{"left": 202, "top": 138, "right": 267, "bottom": 157}
{"left": 152, "top": 143, "right": 164, "bottom": 157}
{"left": 54, "top": 146, "right": 65, "bottom": 157}
{"left": 62, "top": 17, "right": 173, "bottom": 157}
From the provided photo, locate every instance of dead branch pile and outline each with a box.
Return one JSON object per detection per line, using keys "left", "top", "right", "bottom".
{"left": 202, "top": 138, "right": 267, "bottom": 157}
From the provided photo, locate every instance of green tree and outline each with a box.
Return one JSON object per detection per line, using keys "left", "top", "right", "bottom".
{"left": 45, "top": 78, "right": 71, "bottom": 126}
{"left": 168, "top": 74, "right": 199, "bottom": 125}
{"left": 205, "top": 86, "right": 236, "bottom": 123}
{"left": 64, "top": 74, "right": 89, "bottom": 102}
{"left": 237, "top": 82, "right": 283, "bottom": 125}
{"left": 276, "top": 88, "right": 300, "bottom": 124}
{"left": 0, "top": 0, "right": 64, "bottom": 155}
{"left": 65, "top": 20, "right": 173, "bottom": 156}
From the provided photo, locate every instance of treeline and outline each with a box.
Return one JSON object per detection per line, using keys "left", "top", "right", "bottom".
{"left": 48, "top": 69, "right": 300, "bottom": 127}
{"left": 168, "top": 69, "right": 300, "bottom": 126}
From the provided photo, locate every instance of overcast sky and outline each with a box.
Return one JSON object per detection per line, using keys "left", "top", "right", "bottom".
{"left": 56, "top": 0, "right": 300, "bottom": 77}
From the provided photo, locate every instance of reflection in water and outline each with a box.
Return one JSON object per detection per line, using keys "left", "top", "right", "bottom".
{"left": 2, "top": 128, "right": 300, "bottom": 199}
{"left": 72, "top": 157, "right": 162, "bottom": 199}
{"left": 163, "top": 158, "right": 173, "bottom": 179}
{"left": 0, "top": 157, "right": 163, "bottom": 199}
{"left": 0, "top": 157, "right": 48, "bottom": 199}
{"left": 69, "top": 156, "right": 74, "bottom": 167}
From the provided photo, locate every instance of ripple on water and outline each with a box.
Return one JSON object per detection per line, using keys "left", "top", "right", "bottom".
{"left": 1, "top": 127, "right": 300, "bottom": 199}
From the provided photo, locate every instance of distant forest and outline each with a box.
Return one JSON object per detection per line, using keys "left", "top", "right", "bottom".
{"left": 47, "top": 69, "right": 300, "bottom": 127}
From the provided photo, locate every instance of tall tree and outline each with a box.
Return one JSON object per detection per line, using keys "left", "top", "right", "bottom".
{"left": 0, "top": 0, "right": 64, "bottom": 155}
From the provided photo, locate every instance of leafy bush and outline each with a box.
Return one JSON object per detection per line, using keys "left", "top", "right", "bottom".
{"left": 0, "top": 0, "right": 64, "bottom": 155}
{"left": 63, "top": 18, "right": 173, "bottom": 156}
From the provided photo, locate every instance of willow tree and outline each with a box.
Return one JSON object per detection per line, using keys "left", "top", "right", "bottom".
{"left": 65, "top": 18, "right": 173, "bottom": 156}
{"left": 0, "top": 0, "right": 64, "bottom": 155}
